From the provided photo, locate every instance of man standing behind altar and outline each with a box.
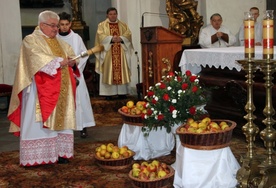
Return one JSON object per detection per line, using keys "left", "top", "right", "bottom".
{"left": 94, "top": 7, "right": 134, "bottom": 100}
{"left": 238, "top": 7, "right": 262, "bottom": 46}
{"left": 7, "top": 10, "right": 79, "bottom": 166}
{"left": 57, "top": 12, "right": 96, "bottom": 139}
{"left": 199, "top": 13, "right": 236, "bottom": 48}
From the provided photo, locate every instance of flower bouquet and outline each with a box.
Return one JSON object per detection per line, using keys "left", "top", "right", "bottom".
{"left": 141, "top": 70, "right": 208, "bottom": 136}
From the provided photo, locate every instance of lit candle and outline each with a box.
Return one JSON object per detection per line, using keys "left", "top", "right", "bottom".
{"left": 244, "top": 12, "right": 255, "bottom": 59}
{"left": 263, "top": 10, "right": 274, "bottom": 60}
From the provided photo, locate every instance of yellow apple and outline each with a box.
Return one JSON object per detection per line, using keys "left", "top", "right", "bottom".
{"left": 157, "top": 170, "right": 167, "bottom": 178}
{"left": 132, "top": 163, "right": 140, "bottom": 169}
{"left": 100, "top": 144, "right": 107, "bottom": 150}
{"left": 190, "top": 122, "right": 199, "bottom": 129}
{"left": 106, "top": 143, "right": 114, "bottom": 153}
{"left": 149, "top": 172, "right": 156, "bottom": 180}
{"left": 179, "top": 127, "right": 186, "bottom": 133}
{"left": 132, "top": 168, "right": 140, "bottom": 177}
{"left": 201, "top": 117, "right": 211, "bottom": 124}
{"left": 186, "top": 118, "right": 194, "bottom": 125}
{"left": 96, "top": 151, "right": 101, "bottom": 158}
{"left": 136, "top": 101, "right": 144, "bottom": 111}
{"left": 209, "top": 122, "right": 220, "bottom": 129}
{"left": 221, "top": 123, "right": 229, "bottom": 130}
{"left": 100, "top": 149, "right": 107, "bottom": 157}
{"left": 119, "top": 147, "right": 127, "bottom": 155}
{"left": 126, "top": 100, "right": 134, "bottom": 108}
{"left": 111, "top": 151, "right": 120, "bottom": 159}
{"left": 104, "top": 152, "right": 111, "bottom": 159}
{"left": 151, "top": 160, "right": 160, "bottom": 168}
{"left": 198, "top": 122, "right": 207, "bottom": 130}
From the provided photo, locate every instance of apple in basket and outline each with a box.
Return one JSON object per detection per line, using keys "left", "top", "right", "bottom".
{"left": 126, "top": 100, "right": 134, "bottom": 108}
{"left": 111, "top": 151, "right": 120, "bottom": 159}
{"left": 121, "top": 106, "right": 129, "bottom": 114}
{"left": 157, "top": 170, "right": 167, "bottom": 178}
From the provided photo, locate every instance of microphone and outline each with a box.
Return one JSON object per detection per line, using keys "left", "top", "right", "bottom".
{"left": 141, "top": 12, "right": 168, "bottom": 27}
{"left": 135, "top": 51, "right": 140, "bottom": 65}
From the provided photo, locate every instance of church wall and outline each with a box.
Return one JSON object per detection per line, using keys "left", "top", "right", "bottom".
{"left": 0, "top": 0, "right": 268, "bottom": 95}
{"left": 0, "top": 0, "right": 21, "bottom": 85}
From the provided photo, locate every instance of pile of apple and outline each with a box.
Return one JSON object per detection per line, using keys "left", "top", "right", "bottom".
{"left": 178, "top": 117, "right": 230, "bottom": 133}
{"left": 95, "top": 143, "right": 134, "bottom": 160}
{"left": 131, "top": 160, "right": 171, "bottom": 181}
{"left": 120, "top": 100, "right": 147, "bottom": 115}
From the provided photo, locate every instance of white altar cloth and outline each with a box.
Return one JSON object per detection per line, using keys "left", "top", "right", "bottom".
{"left": 118, "top": 123, "right": 175, "bottom": 160}
{"left": 179, "top": 46, "right": 276, "bottom": 74}
{"left": 173, "top": 143, "right": 240, "bottom": 188}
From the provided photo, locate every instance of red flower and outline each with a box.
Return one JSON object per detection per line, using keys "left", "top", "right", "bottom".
{"left": 152, "top": 99, "right": 157, "bottom": 104}
{"left": 159, "top": 82, "right": 166, "bottom": 89}
{"left": 147, "top": 91, "right": 154, "bottom": 97}
{"left": 185, "top": 70, "right": 191, "bottom": 76}
{"left": 147, "top": 109, "right": 153, "bottom": 115}
{"left": 192, "top": 86, "right": 198, "bottom": 93}
{"left": 182, "top": 83, "right": 188, "bottom": 90}
{"left": 163, "top": 93, "right": 170, "bottom": 101}
{"left": 177, "top": 76, "right": 182, "bottom": 82}
{"left": 169, "top": 105, "right": 176, "bottom": 113}
{"left": 190, "top": 75, "right": 197, "bottom": 82}
{"left": 157, "top": 114, "right": 164, "bottom": 120}
{"left": 189, "top": 106, "right": 196, "bottom": 115}
{"left": 168, "top": 72, "right": 174, "bottom": 77}
{"left": 141, "top": 113, "right": 146, "bottom": 119}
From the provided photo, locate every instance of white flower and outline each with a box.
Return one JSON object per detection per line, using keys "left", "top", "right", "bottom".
{"left": 167, "top": 86, "right": 172, "bottom": 91}
{"left": 172, "top": 114, "right": 177, "bottom": 118}
{"left": 177, "top": 90, "right": 182, "bottom": 94}
{"left": 172, "top": 99, "right": 177, "bottom": 103}
{"left": 172, "top": 110, "right": 177, "bottom": 114}
{"left": 154, "top": 96, "right": 159, "bottom": 101}
{"left": 155, "top": 83, "right": 161, "bottom": 86}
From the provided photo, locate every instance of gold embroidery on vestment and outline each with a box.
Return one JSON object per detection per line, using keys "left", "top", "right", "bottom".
{"left": 43, "top": 37, "right": 71, "bottom": 130}
{"left": 109, "top": 23, "right": 122, "bottom": 84}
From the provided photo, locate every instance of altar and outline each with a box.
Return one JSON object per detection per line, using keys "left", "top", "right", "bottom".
{"left": 179, "top": 46, "right": 276, "bottom": 137}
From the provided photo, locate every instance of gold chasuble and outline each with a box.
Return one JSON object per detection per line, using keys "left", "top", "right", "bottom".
{"left": 109, "top": 23, "right": 122, "bottom": 84}
{"left": 8, "top": 27, "right": 77, "bottom": 134}
{"left": 94, "top": 19, "right": 133, "bottom": 86}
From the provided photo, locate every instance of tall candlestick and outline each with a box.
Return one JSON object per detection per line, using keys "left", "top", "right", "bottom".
{"left": 244, "top": 12, "right": 255, "bottom": 59}
{"left": 263, "top": 10, "right": 274, "bottom": 60}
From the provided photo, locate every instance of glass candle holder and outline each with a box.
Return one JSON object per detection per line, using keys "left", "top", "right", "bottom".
{"left": 263, "top": 10, "right": 274, "bottom": 60}
{"left": 244, "top": 12, "right": 255, "bottom": 59}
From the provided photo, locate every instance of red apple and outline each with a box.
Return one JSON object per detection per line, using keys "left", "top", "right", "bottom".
{"left": 121, "top": 106, "right": 129, "bottom": 113}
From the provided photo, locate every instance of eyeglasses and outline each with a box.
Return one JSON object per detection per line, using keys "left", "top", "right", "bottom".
{"left": 43, "top": 22, "right": 59, "bottom": 29}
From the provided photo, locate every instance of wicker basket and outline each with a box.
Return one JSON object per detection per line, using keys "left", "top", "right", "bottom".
{"left": 176, "top": 119, "right": 236, "bottom": 150}
{"left": 118, "top": 108, "right": 143, "bottom": 126}
{"left": 128, "top": 165, "right": 175, "bottom": 188}
{"left": 95, "top": 151, "right": 135, "bottom": 170}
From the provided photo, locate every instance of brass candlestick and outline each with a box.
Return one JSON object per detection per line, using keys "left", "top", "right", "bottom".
{"left": 254, "top": 59, "right": 276, "bottom": 187}
{"left": 236, "top": 60, "right": 264, "bottom": 187}
{"left": 256, "top": 59, "right": 276, "bottom": 166}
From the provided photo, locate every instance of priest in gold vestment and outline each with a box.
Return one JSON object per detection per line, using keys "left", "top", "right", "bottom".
{"left": 95, "top": 7, "right": 134, "bottom": 100}
{"left": 7, "top": 10, "right": 79, "bottom": 166}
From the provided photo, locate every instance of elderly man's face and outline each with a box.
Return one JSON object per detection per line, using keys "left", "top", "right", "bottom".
{"left": 40, "top": 18, "right": 59, "bottom": 38}
{"left": 211, "top": 16, "right": 222, "bottom": 30}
